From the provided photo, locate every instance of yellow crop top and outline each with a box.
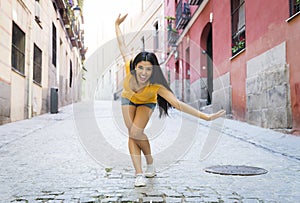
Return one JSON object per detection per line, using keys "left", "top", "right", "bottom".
{"left": 121, "top": 61, "right": 162, "bottom": 104}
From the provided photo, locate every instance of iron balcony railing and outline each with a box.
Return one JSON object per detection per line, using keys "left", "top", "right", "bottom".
{"left": 176, "top": 0, "right": 191, "bottom": 30}
{"left": 188, "top": 0, "right": 204, "bottom": 6}
{"left": 168, "top": 29, "right": 179, "bottom": 47}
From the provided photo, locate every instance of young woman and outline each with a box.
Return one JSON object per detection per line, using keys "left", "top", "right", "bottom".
{"left": 115, "top": 14, "right": 226, "bottom": 187}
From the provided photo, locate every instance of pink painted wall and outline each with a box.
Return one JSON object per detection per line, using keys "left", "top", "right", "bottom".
{"left": 164, "top": 0, "right": 300, "bottom": 130}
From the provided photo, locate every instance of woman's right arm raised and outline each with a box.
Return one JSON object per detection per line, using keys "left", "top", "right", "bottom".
{"left": 115, "top": 14, "right": 129, "bottom": 63}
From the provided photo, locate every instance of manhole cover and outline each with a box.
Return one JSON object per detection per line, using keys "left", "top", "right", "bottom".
{"left": 204, "top": 165, "right": 268, "bottom": 176}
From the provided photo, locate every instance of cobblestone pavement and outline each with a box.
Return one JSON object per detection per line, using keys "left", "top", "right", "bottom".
{"left": 0, "top": 101, "right": 299, "bottom": 203}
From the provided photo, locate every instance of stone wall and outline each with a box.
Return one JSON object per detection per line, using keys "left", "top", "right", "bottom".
{"left": 0, "top": 81, "right": 11, "bottom": 124}
{"left": 246, "top": 42, "right": 292, "bottom": 128}
{"left": 212, "top": 72, "right": 232, "bottom": 114}
{"left": 189, "top": 77, "right": 208, "bottom": 109}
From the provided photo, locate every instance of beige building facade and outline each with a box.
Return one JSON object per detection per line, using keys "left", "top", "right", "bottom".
{"left": 0, "top": 0, "right": 85, "bottom": 124}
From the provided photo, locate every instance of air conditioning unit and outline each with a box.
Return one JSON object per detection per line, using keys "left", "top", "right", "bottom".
{"left": 35, "top": 1, "right": 41, "bottom": 22}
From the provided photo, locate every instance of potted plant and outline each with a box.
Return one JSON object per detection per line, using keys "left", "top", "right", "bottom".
{"left": 165, "top": 16, "right": 176, "bottom": 30}
{"left": 232, "top": 37, "right": 245, "bottom": 55}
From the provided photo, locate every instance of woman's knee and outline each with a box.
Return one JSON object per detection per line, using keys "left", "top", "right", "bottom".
{"left": 129, "top": 127, "right": 145, "bottom": 140}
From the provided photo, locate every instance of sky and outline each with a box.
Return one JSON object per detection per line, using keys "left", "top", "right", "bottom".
{"left": 83, "top": 0, "right": 139, "bottom": 59}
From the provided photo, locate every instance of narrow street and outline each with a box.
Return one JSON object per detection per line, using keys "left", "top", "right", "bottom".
{"left": 1, "top": 100, "right": 299, "bottom": 203}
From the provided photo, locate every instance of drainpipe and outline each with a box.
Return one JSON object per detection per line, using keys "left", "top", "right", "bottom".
{"left": 27, "top": 13, "right": 33, "bottom": 119}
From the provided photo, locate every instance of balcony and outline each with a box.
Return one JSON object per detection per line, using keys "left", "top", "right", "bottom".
{"left": 188, "top": 0, "right": 204, "bottom": 5}
{"left": 66, "top": 26, "right": 75, "bottom": 38}
{"left": 60, "top": 8, "right": 71, "bottom": 26}
{"left": 168, "top": 29, "right": 179, "bottom": 47}
{"left": 176, "top": 0, "right": 191, "bottom": 30}
{"left": 55, "top": 0, "right": 66, "bottom": 10}
{"left": 80, "top": 47, "right": 87, "bottom": 60}
{"left": 71, "top": 37, "right": 78, "bottom": 47}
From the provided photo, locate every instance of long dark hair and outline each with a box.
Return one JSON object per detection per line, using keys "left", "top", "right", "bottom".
{"left": 130, "top": 51, "right": 173, "bottom": 117}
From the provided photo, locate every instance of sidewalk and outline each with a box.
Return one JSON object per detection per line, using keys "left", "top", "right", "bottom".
{"left": 0, "top": 100, "right": 299, "bottom": 202}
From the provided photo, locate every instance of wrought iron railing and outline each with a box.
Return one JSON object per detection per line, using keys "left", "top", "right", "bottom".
{"left": 188, "top": 0, "right": 204, "bottom": 6}
{"left": 176, "top": 0, "right": 191, "bottom": 30}
{"left": 168, "top": 29, "right": 179, "bottom": 47}
{"left": 231, "top": 26, "right": 246, "bottom": 55}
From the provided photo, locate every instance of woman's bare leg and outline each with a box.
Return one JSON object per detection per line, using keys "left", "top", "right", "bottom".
{"left": 122, "top": 105, "right": 153, "bottom": 174}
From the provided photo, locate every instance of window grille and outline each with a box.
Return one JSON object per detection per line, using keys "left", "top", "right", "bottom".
{"left": 231, "top": 0, "right": 246, "bottom": 56}
{"left": 33, "top": 44, "right": 42, "bottom": 84}
{"left": 290, "top": 0, "right": 300, "bottom": 16}
{"left": 11, "top": 22, "right": 25, "bottom": 74}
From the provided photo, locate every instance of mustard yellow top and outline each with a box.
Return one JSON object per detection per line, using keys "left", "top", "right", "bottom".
{"left": 121, "top": 61, "right": 162, "bottom": 104}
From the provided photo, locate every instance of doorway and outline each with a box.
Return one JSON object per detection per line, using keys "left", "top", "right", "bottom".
{"left": 201, "top": 23, "right": 213, "bottom": 106}
{"left": 206, "top": 28, "right": 213, "bottom": 105}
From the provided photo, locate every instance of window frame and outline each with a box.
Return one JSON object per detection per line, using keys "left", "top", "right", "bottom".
{"left": 153, "top": 21, "right": 159, "bottom": 51}
{"left": 11, "top": 22, "right": 26, "bottom": 75}
{"left": 52, "top": 23, "right": 57, "bottom": 67}
{"left": 231, "top": 0, "right": 246, "bottom": 56}
{"left": 290, "top": 0, "right": 300, "bottom": 16}
{"left": 33, "top": 43, "right": 42, "bottom": 84}
{"left": 69, "top": 60, "right": 73, "bottom": 88}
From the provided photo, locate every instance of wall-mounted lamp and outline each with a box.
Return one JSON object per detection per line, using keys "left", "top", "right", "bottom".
{"left": 210, "top": 12, "right": 213, "bottom": 23}
{"left": 174, "top": 50, "right": 179, "bottom": 59}
{"left": 73, "top": 5, "right": 81, "bottom": 17}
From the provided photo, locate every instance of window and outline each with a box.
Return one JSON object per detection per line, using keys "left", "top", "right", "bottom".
{"left": 185, "top": 47, "right": 190, "bottom": 80}
{"left": 69, "top": 60, "right": 73, "bottom": 88}
{"left": 141, "top": 36, "right": 145, "bottom": 51}
{"left": 290, "top": 0, "right": 300, "bottom": 16}
{"left": 33, "top": 44, "right": 42, "bottom": 84}
{"left": 175, "top": 61, "right": 179, "bottom": 80}
{"left": 231, "top": 0, "right": 245, "bottom": 56}
{"left": 35, "top": 0, "right": 41, "bottom": 23}
{"left": 52, "top": 23, "right": 57, "bottom": 66}
{"left": 11, "top": 22, "right": 25, "bottom": 74}
{"left": 153, "top": 22, "right": 159, "bottom": 51}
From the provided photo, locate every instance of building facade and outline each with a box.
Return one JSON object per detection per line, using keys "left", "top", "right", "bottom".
{"left": 0, "top": 0, "right": 86, "bottom": 124}
{"left": 164, "top": 0, "right": 300, "bottom": 132}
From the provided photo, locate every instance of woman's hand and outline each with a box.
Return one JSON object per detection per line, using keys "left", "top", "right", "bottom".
{"left": 115, "top": 13, "right": 128, "bottom": 26}
{"left": 206, "top": 109, "right": 226, "bottom": 121}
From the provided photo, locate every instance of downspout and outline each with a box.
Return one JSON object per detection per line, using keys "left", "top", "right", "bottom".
{"left": 18, "top": 0, "right": 33, "bottom": 119}
{"left": 27, "top": 20, "right": 33, "bottom": 119}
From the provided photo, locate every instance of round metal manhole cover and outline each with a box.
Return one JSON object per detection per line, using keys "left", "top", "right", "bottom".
{"left": 204, "top": 165, "right": 268, "bottom": 176}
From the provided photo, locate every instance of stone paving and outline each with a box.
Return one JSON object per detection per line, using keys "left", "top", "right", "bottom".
{"left": 0, "top": 100, "right": 300, "bottom": 203}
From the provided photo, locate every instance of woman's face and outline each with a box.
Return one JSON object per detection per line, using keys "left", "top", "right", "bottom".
{"left": 135, "top": 61, "right": 153, "bottom": 85}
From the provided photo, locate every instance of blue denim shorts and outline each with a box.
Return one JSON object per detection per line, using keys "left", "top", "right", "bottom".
{"left": 121, "top": 97, "right": 156, "bottom": 110}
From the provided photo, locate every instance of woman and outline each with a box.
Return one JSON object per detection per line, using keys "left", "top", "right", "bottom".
{"left": 115, "top": 14, "right": 226, "bottom": 187}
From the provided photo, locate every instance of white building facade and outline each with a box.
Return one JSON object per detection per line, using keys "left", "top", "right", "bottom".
{"left": 0, "top": 0, "right": 86, "bottom": 124}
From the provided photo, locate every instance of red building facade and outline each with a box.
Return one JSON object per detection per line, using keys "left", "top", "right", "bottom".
{"left": 164, "top": 0, "right": 300, "bottom": 133}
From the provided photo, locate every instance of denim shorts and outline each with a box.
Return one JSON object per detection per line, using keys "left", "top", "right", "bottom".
{"left": 121, "top": 97, "right": 156, "bottom": 110}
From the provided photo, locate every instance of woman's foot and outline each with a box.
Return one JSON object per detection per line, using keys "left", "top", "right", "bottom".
{"left": 134, "top": 174, "right": 146, "bottom": 187}
{"left": 145, "top": 163, "right": 156, "bottom": 178}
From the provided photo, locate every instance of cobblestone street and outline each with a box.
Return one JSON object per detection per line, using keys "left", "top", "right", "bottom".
{"left": 0, "top": 101, "right": 299, "bottom": 203}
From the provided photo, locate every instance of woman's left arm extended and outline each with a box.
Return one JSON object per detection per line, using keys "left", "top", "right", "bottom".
{"left": 158, "top": 86, "right": 225, "bottom": 121}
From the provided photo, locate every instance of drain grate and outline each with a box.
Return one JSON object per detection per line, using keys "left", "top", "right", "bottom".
{"left": 204, "top": 165, "right": 268, "bottom": 176}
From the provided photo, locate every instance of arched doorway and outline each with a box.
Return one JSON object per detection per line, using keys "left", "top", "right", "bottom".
{"left": 201, "top": 23, "right": 213, "bottom": 105}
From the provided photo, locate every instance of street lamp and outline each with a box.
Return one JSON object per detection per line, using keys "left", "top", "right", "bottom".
{"left": 73, "top": 5, "right": 81, "bottom": 18}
